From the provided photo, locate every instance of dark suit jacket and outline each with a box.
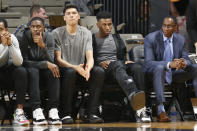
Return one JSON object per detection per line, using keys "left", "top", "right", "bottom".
{"left": 186, "top": 0, "right": 197, "bottom": 53}
{"left": 144, "top": 30, "right": 190, "bottom": 72}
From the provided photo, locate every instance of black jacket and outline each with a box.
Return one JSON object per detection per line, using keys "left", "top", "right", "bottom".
{"left": 18, "top": 28, "right": 55, "bottom": 69}
{"left": 92, "top": 33, "right": 127, "bottom": 65}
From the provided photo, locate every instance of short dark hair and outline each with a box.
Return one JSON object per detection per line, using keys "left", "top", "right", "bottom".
{"left": 63, "top": 4, "right": 79, "bottom": 14}
{"left": 163, "top": 16, "right": 177, "bottom": 25}
{"left": 30, "top": 17, "right": 45, "bottom": 25}
{"left": 30, "top": 4, "right": 45, "bottom": 17}
{"left": 96, "top": 11, "right": 112, "bottom": 21}
{"left": 0, "top": 18, "right": 8, "bottom": 28}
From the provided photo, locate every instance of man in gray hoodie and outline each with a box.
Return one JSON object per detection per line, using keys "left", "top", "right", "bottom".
{"left": 0, "top": 18, "right": 29, "bottom": 125}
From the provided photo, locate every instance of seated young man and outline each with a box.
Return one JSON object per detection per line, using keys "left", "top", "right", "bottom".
{"left": 0, "top": 18, "right": 29, "bottom": 125}
{"left": 53, "top": 5, "right": 104, "bottom": 124}
{"left": 18, "top": 17, "right": 61, "bottom": 125}
{"left": 92, "top": 11, "right": 151, "bottom": 122}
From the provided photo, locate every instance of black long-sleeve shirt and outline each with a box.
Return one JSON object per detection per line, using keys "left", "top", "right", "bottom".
{"left": 18, "top": 29, "right": 55, "bottom": 69}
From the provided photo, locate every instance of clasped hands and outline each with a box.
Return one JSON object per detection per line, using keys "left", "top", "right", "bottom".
{"left": 169, "top": 58, "right": 186, "bottom": 70}
{"left": 74, "top": 64, "right": 90, "bottom": 81}
{"left": 0, "top": 31, "right": 11, "bottom": 46}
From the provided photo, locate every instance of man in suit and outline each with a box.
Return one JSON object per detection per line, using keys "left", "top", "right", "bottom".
{"left": 144, "top": 16, "right": 197, "bottom": 122}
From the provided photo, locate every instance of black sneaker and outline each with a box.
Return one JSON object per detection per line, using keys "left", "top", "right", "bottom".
{"left": 86, "top": 115, "right": 104, "bottom": 123}
{"left": 128, "top": 91, "right": 145, "bottom": 111}
{"left": 61, "top": 116, "right": 74, "bottom": 124}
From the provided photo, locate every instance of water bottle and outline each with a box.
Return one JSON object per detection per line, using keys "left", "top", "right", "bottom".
{"left": 170, "top": 104, "right": 177, "bottom": 122}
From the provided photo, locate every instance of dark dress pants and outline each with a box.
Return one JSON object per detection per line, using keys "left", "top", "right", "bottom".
{"left": 146, "top": 63, "right": 197, "bottom": 104}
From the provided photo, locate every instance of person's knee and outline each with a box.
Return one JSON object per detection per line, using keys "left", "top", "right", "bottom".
{"left": 14, "top": 66, "right": 27, "bottom": 76}
{"left": 66, "top": 67, "right": 77, "bottom": 74}
{"left": 44, "top": 69, "right": 55, "bottom": 78}
{"left": 62, "top": 67, "right": 77, "bottom": 77}
{"left": 28, "top": 68, "right": 39, "bottom": 77}
{"left": 152, "top": 64, "right": 166, "bottom": 78}
{"left": 130, "top": 63, "right": 143, "bottom": 71}
{"left": 92, "top": 66, "right": 105, "bottom": 78}
{"left": 114, "top": 61, "right": 124, "bottom": 67}
{"left": 191, "top": 64, "right": 197, "bottom": 72}
{"left": 111, "top": 61, "right": 125, "bottom": 71}
{"left": 154, "top": 64, "right": 165, "bottom": 72}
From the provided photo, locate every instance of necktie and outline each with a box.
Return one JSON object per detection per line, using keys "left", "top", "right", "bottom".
{"left": 163, "top": 39, "right": 173, "bottom": 84}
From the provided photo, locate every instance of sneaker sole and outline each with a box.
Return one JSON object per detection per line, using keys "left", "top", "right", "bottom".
{"left": 89, "top": 120, "right": 104, "bottom": 124}
{"left": 62, "top": 120, "right": 74, "bottom": 124}
{"left": 48, "top": 121, "right": 62, "bottom": 125}
{"left": 140, "top": 118, "right": 151, "bottom": 123}
{"left": 13, "top": 122, "right": 30, "bottom": 126}
{"left": 141, "top": 120, "right": 151, "bottom": 123}
{"left": 130, "top": 91, "right": 145, "bottom": 111}
{"left": 33, "top": 121, "right": 48, "bottom": 125}
{"left": 62, "top": 119, "right": 74, "bottom": 124}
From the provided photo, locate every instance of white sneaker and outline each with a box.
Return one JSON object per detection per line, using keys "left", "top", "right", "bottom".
{"left": 33, "top": 108, "right": 48, "bottom": 125}
{"left": 136, "top": 107, "right": 151, "bottom": 123}
{"left": 13, "top": 108, "right": 30, "bottom": 126}
{"left": 48, "top": 108, "right": 62, "bottom": 125}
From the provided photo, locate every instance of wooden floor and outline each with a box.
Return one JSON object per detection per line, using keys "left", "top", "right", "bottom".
{"left": 0, "top": 121, "right": 197, "bottom": 130}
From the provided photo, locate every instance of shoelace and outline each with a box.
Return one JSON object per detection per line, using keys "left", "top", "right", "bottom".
{"left": 140, "top": 107, "right": 152, "bottom": 117}
{"left": 15, "top": 110, "right": 27, "bottom": 120}
{"left": 15, "top": 111, "right": 28, "bottom": 121}
{"left": 17, "top": 114, "right": 28, "bottom": 121}
{"left": 35, "top": 109, "right": 45, "bottom": 120}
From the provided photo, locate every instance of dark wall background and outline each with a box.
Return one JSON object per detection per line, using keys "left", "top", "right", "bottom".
{"left": 93, "top": 0, "right": 150, "bottom": 36}
{"left": 149, "top": 0, "right": 170, "bottom": 33}
{"left": 92, "top": 0, "right": 172, "bottom": 36}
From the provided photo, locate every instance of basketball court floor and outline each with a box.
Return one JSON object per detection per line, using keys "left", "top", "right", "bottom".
{"left": 0, "top": 121, "right": 197, "bottom": 131}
